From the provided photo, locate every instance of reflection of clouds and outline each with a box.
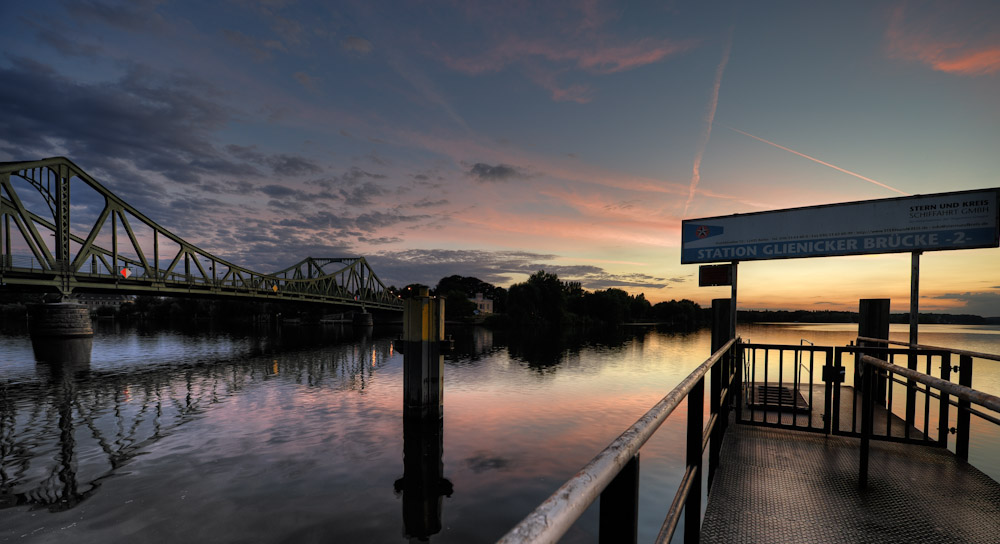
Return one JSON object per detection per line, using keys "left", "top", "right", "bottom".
{"left": 464, "top": 453, "right": 511, "bottom": 474}
{"left": 0, "top": 330, "right": 398, "bottom": 512}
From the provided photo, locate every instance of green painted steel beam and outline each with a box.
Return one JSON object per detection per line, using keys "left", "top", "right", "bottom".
{"left": 0, "top": 157, "right": 402, "bottom": 311}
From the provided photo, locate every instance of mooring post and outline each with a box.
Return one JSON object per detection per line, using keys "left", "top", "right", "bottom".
{"left": 857, "top": 299, "right": 888, "bottom": 490}
{"left": 402, "top": 287, "right": 445, "bottom": 416}
{"left": 396, "top": 287, "right": 450, "bottom": 540}
{"left": 858, "top": 299, "right": 890, "bottom": 405}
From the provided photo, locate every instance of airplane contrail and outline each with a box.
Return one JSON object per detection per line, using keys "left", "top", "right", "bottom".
{"left": 684, "top": 31, "right": 733, "bottom": 217}
{"left": 723, "top": 125, "right": 909, "bottom": 196}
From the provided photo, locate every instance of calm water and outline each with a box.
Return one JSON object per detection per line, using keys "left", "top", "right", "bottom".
{"left": 1, "top": 321, "right": 998, "bottom": 543}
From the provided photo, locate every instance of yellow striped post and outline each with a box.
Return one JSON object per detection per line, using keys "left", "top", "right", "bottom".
{"left": 403, "top": 287, "right": 445, "bottom": 414}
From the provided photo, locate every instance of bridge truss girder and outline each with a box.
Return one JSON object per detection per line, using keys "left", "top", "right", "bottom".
{"left": 0, "top": 157, "right": 401, "bottom": 311}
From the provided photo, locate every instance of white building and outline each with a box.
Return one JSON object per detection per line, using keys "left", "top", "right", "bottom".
{"left": 470, "top": 293, "right": 493, "bottom": 315}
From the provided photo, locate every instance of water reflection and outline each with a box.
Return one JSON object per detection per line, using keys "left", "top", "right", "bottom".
{"left": 0, "top": 327, "right": 395, "bottom": 515}
{"left": 0, "top": 361, "right": 97, "bottom": 511}
{"left": 501, "top": 326, "right": 636, "bottom": 370}
{"left": 0, "top": 323, "right": 995, "bottom": 543}
{"left": 394, "top": 409, "right": 453, "bottom": 542}
{"left": 445, "top": 327, "right": 497, "bottom": 362}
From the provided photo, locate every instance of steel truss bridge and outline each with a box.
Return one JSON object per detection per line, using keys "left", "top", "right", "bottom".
{"left": 0, "top": 158, "right": 401, "bottom": 311}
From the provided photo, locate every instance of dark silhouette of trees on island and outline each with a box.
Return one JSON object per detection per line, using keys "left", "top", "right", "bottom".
{"left": 483, "top": 270, "right": 705, "bottom": 329}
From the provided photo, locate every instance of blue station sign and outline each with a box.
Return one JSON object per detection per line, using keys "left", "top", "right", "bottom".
{"left": 682, "top": 188, "right": 1000, "bottom": 264}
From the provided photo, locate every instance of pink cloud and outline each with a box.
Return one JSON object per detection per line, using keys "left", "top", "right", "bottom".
{"left": 930, "top": 47, "right": 1000, "bottom": 76}
{"left": 523, "top": 64, "right": 593, "bottom": 103}
{"left": 429, "top": 3, "right": 692, "bottom": 102}
{"left": 886, "top": 4, "right": 1000, "bottom": 76}
{"left": 444, "top": 37, "right": 688, "bottom": 76}
{"left": 575, "top": 39, "right": 688, "bottom": 74}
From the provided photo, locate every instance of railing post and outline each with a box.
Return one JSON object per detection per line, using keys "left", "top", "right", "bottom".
{"left": 733, "top": 341, "right": 743, "bottom": 425}
{"left": 709, "top": 299, "right": 731, "bottom": 488}
{"left": 956, "top": 355, "right": 973, "bottom": 460}
{"left": 938, "top": 354, "right": 951, "bottom": 447}
{"left": 684, "top": 377, "right": 704, "bottom": 544}
{"left": 859, "top": 356, "right": 874, "bottom": 489}
{"left": 599, "top": 454, "right": 639, "bottom": 544}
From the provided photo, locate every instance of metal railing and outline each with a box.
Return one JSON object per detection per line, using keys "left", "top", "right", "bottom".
{"left": 859, "top": 336, "right": 1000, "bottom": 363}
{"left": 853, "top": 341, "right": 1000, "bottom": 488}
{"left": 856, "top": 336, "right": 1000, "bottom": 460}
{"left": 797, "top": 339, "right": 814, "bottom": 391}
{"left": 740, "top": 342, "right": 832, "bottom": 433}
{"left": 497, "top": 338, "right": 740, "bottom": 544}
{"left": 832, "top": 345, "right": 950, "bottom": 444}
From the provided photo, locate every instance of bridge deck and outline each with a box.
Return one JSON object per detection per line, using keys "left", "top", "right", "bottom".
{"left": 702, "top": 424, "right": 1000, "bottom": 543}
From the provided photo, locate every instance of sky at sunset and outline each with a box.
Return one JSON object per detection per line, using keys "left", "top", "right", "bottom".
{"left": 1, "top": 1, "right": 998, "bottom": 315}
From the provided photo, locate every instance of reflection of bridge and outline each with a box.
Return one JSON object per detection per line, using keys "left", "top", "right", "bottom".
{"left": 0, "top": 333, "right": 395, "bottom": 512}
{"left": 0, "top": 158, "right": 401, "bottom": 311}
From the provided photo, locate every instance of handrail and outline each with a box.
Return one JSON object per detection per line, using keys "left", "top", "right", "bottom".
{"left": 858, "top": 354, "right": 1000, "bottom": 413}
{"left": 858, "top": 336, "right": 1000, "bottom": 362}
{"left": 497, "top": 338, "right": 737, "bottom": 544}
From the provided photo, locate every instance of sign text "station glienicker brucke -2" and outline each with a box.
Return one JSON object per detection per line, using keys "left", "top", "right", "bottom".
{"left": 682, "top": 188, "right": 1000, "bottom": 264}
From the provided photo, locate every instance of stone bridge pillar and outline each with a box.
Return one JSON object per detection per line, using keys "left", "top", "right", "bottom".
{"left": 28, "top": 302, "right": 94, "bottom": 363}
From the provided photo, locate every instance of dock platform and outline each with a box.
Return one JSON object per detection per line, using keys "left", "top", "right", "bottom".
{"left": 701, "top": 424, "right": 1000, "bottom": 543}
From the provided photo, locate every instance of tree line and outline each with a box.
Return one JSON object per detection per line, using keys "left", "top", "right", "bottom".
{"left": 392, "top": 270, "right": 707, "bottom": 329}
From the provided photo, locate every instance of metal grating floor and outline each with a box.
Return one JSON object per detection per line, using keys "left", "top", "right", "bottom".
{"left": 701, "top": 425, "right": 1000, "bottom": 543}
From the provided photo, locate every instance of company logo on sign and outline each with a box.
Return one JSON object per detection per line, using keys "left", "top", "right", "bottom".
{"left": 686, "top": 224, "right": 724, "bottom": 241}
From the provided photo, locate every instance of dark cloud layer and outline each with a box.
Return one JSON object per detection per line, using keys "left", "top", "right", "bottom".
{"left": 934, "top": 292, "right": 1000, "bottom": 318}
{"left": 340, "top": 182, "right": 386, "bottom": 206}
{"left": 0, "top": 58, "right": 252, "bottom": 187}
{"left": 226, "top": 144, "right": 322, "bottom": 177}
{"left": 66, "top": 0, "right": 168, "bottom": 33}
{"left": 469, "top": 163, "right": 526, "bottom": 182}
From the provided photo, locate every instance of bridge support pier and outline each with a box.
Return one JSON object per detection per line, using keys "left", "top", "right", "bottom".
{"left": 28, "top": 302, "right": 94, "bottom": 363}
{"left": 352, "top": 311, "right": 374, "bottom": 327}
